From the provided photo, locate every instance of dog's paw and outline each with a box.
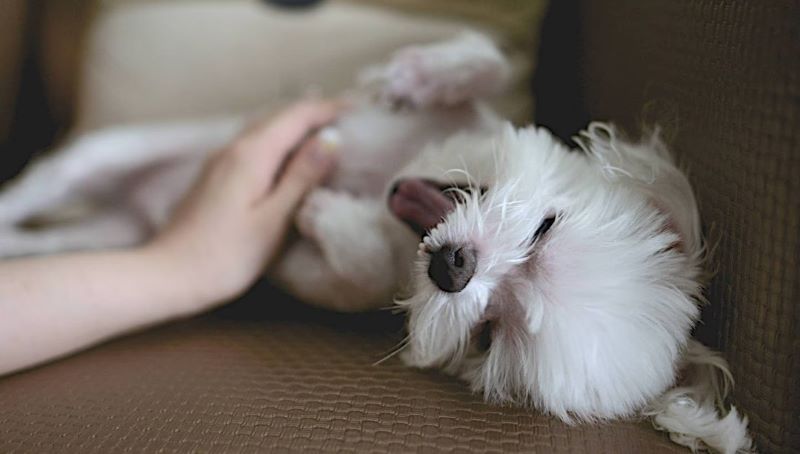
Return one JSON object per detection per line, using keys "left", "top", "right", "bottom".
{"left": 296, "top": 190, "right": 325, "bottom": 241}
{"left": 383, "top": 48, "right": 452, "bottom": 108}
{"left": 382, "top": 33, "right": 508, "bottom": 108}
{"left": 296, "top": 189, "right": 349, "bottom": 242}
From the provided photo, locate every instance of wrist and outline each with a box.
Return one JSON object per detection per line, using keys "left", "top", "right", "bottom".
{"left": 137, "top": 238, "right": 251, "bottom": 310}
{"left": 134, "top": 242, "right": 228, "bottom": 314}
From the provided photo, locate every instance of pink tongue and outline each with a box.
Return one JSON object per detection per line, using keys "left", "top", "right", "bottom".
{"left": 389, "top": 179, "right": 455, "bottom": 235}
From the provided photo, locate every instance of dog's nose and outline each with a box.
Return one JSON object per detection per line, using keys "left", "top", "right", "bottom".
{"left": 428, "top": 244, "right": 477, "bottom": 292}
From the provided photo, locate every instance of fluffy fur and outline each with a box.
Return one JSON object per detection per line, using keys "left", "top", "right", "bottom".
{"left": 394, "top": 123, "right": 753, "bottom": 453}
{"left": 0, "top": 31, "right": 752, "bottom": 452}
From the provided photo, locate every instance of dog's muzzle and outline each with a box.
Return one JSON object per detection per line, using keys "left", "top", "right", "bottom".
{"left": 388, "top": 178, "right": 480, "bottom": 292}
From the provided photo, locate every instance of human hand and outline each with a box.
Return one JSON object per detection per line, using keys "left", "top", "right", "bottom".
{"left": 149, "top": 100, "right": 343, "bottom": 302}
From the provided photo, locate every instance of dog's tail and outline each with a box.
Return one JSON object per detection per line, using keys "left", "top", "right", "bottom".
{"left": 644, "top": 340, "right": 755, "bottom": 453}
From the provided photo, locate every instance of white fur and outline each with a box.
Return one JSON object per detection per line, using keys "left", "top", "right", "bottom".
{"left": 0, "top": 31, "right": 752, "bottom": 452}
{"left": 400, "top": 126, "right": 700, "bottom": 418}
{"left": 645, "top": 341, "right": 754, "bottom": 453}
{"left": 396, "top": 124, "right": 753, "bottom": 451}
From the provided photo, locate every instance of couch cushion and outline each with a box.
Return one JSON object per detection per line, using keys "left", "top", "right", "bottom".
{"left": 0, "top": 287, "right": 684, "bottom": 452}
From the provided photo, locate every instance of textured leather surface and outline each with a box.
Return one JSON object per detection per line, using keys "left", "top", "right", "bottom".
{"left": 535, "top": 1, "right": 799, "bottom": 452}
{"left": 0, "top": 290, "right": 684, "bottom": 452}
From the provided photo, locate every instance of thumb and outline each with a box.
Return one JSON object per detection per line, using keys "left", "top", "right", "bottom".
{"left": 262, "top": 137, "right": 338, "bottom": 218}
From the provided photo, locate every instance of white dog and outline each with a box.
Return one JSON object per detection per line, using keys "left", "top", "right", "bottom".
{"left": 0, "top": 32, "right": 752, "bottom": 452}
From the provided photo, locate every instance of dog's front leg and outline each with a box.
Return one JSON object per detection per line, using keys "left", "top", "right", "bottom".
{"left": 272, "top": 189, "right": 398, "bottom": 311}
{"left": 297, "top": 189, "right": 397, "bottom": 298}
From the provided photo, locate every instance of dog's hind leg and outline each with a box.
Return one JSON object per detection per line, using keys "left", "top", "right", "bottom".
{"left": 0, "top": 117, "right": 241, "bottom": 226}
{"left": 0, "top": 208, "right": 150, "bottom": 258}
{"left": 379, "top": 31, "right": 511, "bottom": 108}
{"left": 0, "top": 146, "right": 96, "bottom": 226}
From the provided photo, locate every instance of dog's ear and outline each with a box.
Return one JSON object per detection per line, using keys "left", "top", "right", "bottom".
{"left": 575, "top": 123, "right": 703, "bottom": 256}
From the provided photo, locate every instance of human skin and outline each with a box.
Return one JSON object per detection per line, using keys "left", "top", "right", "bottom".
{"left": 0, "top": 100, "right": 342, "bottom": 376}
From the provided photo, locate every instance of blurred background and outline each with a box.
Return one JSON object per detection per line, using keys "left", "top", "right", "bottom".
{"left": 0, "top": 0, "right": 545, "bottom": 184}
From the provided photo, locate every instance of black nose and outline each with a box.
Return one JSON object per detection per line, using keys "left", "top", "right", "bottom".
{"left": 427, "top": 244, "right": 477, "bottom": 292}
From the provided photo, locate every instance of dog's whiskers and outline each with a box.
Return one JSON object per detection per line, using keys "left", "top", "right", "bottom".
{"left": 373, "top": 335, "right": 410, "bottom": 366}
{"left": 378, "top": 303, "right": 408, "bottom": 316}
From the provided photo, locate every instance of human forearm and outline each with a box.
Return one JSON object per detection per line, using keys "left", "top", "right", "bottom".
{"left": 0, "top": 100, "right": 340, "bottom": 377}
{"left": 0, "top": 246, "right": 220, "bottom": 376}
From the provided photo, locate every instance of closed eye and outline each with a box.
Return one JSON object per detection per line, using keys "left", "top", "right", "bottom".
{"left": 531, "top": 215, "right": 556, "bottom": 244}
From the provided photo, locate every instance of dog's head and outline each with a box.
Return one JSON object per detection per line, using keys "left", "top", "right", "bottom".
{"left": 388, "top": 123, "right": 705, "bottom": 421}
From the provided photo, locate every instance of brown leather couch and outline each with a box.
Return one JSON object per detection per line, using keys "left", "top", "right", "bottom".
{"left": 1, "top": 1, "right": 797, "bottom": 452}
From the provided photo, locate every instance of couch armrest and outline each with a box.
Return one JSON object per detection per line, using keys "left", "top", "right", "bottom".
{"left": 534, "top": 1, "right": 800, "bottom": 452}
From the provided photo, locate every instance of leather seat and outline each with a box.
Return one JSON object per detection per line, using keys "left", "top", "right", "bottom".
{"left": 0, "top": 285, "right": 684, "bottom": 452}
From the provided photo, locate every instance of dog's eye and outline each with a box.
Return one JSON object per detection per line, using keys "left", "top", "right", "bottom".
{"left": 531, "top": 215, "right": 556, "bottom": 243}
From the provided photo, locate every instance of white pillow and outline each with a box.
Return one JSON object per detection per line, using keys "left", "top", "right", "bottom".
{"left": 75, "top": 0, "right": 473, "bottom": 132}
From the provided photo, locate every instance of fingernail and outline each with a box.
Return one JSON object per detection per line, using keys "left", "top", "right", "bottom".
{"left": 309, "top": 141, "right": 339, "bottom": 169}
{"left": 308, "top": 127, "right": 340, "bottom": 165}
{"left": 318, "top": 126, "right": 342, "bottom": 151}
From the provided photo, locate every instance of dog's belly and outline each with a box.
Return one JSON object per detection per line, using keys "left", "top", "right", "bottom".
{"left": 125, "top": 102, "right": 488, "bottom": 230}
{"left": 327, "top": 103, "right": 487, "bottom": 197}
